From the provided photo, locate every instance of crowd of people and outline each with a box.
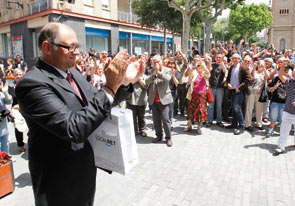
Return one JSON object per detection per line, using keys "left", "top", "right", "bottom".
{"left": 64, "top": 39, "right": 295, "bottom": 152}
{"left": 1, "top": 39, "right": 295, "bottom": 155}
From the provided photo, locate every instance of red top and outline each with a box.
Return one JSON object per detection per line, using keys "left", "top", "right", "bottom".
{"left": 154, "top": 66, "right": 162, "bottom": 102}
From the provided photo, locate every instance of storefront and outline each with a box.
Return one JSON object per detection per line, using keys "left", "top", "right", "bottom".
{"left": 151, "top": 36, "right": 172, "bottom": 54}
{"left": 119, "top": 31, "right": 130, "bottom": 54}
{"left": 132, "top": 33, "right": 149, "bottom": 56}
{"left": 85, "top": 27, "right": 110, "bottom": 54}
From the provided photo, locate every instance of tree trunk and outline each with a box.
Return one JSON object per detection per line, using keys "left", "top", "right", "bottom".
{"left": 172, "top": 32, "right": 175, "bottom": 55}
{"left": 204, "top": 22, "right": 212, "bottom": 53}
{"left": 163, "top": 28, "right": 167, "bottom": 55}
{"left": 182, "top": 13, "right": 191, "bottom": 55}
{"left": 244, "top": 33, "right": 249, "bottom": 48}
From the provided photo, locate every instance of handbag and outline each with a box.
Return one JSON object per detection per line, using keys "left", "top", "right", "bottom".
{"left": 207, "top": 87, "right": 214, "bottom": 103}
{"left": 258, "top": 81, "right": 268, "bottom": 103}
{"left": 88, "top": 108, "right": 139, "bottom": 175}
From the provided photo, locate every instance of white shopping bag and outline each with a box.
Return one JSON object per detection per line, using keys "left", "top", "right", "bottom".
{"left": 88, "top": 108, "right": 139, "bottom": 175}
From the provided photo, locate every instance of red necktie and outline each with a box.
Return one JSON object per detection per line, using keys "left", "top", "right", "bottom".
{"left": 66, "top": 72, "right": 82, "bottom": 100}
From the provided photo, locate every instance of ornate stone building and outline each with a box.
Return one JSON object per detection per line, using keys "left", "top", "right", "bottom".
{"left": 269, "top": 0, "right": 295, "bottom": 51}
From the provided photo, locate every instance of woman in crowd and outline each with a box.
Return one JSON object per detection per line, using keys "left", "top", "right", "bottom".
{"left": 0, "top": 60, "right": 5, "bottom": 83}
{"left": 266, "top": 58, "right": 289, "bottom": 137}
{"left": 184, "top": 56, "right": 210, "bottom": 134}
{"left": 6, "top": 58, "right": 15, "bottom": 84}
{"left": 93, "top": 63, "right": 106, "bottom": 89}
{"left": 167, "top": 59, "right": 179, "bottom": 128}
{"left": 262, "top": 58, "right": 275, "bottom": 123}
{"left": 244, "top": 60, "right": 270, "bottom": 131}
{"left": 75, "top": 58, "right": 92, "bottom": 82}
{"left": 0, "top": 81, "right": 12, "bottom": 154}
{"left": 9, "top": 69, "right": 25, "bottom": 152}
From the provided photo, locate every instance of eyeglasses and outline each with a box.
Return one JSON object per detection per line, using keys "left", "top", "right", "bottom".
{"left": 51, "top": 42, "right": 80, "bottom": 52}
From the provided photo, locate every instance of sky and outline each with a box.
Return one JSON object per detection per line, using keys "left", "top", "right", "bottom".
{"left": 219, "top": 0, "right": 270, "bottom": 18}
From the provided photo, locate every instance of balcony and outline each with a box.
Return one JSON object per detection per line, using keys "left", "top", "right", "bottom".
{"left": 118, "top": 11, "right": 140, "bottom": 24}
{"left": 29, "top": 0, "right": 51, "bottom": 15}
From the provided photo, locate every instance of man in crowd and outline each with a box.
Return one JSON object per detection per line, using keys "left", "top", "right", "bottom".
{"left": 226, "top": 53, "right": 251, "bottom": 135}
{"left": 15, "top": 55, "right": 28, "bottom": 73}
{"left": 207, "top": 52, "right": 227, "bottom": 127}
{"left": 146, "top": 55, "right": 173, "bottom": 147}
{"left": 274, "top": 62, "right": 295, "bottom": 155}
{"left": 174, "top": 49, "right": 188, "bottom": 116}
{"left": 15, "top": 22, "right": 145, "bottom": 206}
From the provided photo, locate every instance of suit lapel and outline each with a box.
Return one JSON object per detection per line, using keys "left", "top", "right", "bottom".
{"left": 36, "top": 59, "right": 86, "bottom": 103}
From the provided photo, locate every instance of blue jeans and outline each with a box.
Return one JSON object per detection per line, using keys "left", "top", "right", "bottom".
{"left": 208, "top": 88, "right": 224, "bottom": 123}
{"left": 231, "top": 91, "right": 245, "bottom": 128}
{"left": 269, "top": 102, "right": 285, "bottom": 122}
{"left": 0, "top": 134, "right": 9, "bottom": 154}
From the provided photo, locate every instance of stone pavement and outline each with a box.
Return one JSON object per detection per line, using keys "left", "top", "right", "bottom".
{"left": 1, "top": 112, "right": 295, "bottom": 206}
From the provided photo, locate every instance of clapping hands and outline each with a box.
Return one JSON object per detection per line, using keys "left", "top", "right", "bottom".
{"left": 104, "top": 50, "right": 147, "bottom": 93}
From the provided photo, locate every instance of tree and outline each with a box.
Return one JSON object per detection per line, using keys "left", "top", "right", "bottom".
{"left": 133, "top": 0, "right": 182, "bottom": 54}
{"left": 168, "top": 0, "right": 215, "bottom": 53}
{"left": 229, "top": 3, "right": 273, "bottom": 44}
{"left": 213, "top": 18, "right": 231, "bottom": 43}
{"left": 197, "top": 0, "right": 245, "bottom": 53}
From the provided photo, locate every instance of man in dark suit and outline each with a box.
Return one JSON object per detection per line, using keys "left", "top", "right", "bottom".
{"left": 15, "top": 22, "right": 144, "bottom": 206}
{"left": 226, "top": 53, "right": 251, "bottom": 135}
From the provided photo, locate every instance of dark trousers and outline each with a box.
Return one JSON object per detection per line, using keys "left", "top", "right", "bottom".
{"left": 15, "top": 128, "right": 24, "bottom": 147}
{"left": 152, "top": 102, "right": 171, "bottom": 140}
{"left": 126, "top": 102, "right": 146, "bottom": 132}
{"left": 231, "top": 91, "right": 245, "bottom": 128}
{"left": 222, "top": 88, "right": 232, "bottom": 120}
{"left": 174, "top": 84, "right": 187, "bottom": 114}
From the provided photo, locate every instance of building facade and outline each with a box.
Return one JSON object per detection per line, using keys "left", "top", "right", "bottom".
{"left": 269, "top": 0, "right": 295, "bottom": 51}
{"left": 0, "top": 0, "right": 176, "bottom": 67}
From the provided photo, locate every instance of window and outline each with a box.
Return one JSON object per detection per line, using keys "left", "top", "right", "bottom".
{"left": 1, "top": 33, "right": 12, "bottom": 57}
{"left": 32, "top": 28, "right": 41, "bottom": 57}
{"left": 6, "top": 1, "right": 11, "bottom": 10}
{"left": 279, "top": 9, "right": 289, "bottom": 15}
{"left": 280, "top": 39, "right": 285, "bottom": 52}
{"left": 60, "top": 0, "right": 75, "bottom": 4}
{"left": 16, "top": 2, "right": 20, "bottom": 9}
{"left": 102, "top": 0, "right": 109, "bottom": 9}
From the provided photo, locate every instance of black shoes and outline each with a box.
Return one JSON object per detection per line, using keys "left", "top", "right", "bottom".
{"left": 245, "top": 126, "right": 254, "bottom": 132}
{"left": 152, "top": 136, "right": 162, "bottom": 143}
{"left": 216, "top": 122, "right": 224, "bottom": 128}
{"left": 206, "top": 122, "right": 212, "bottom": 127}
{"left": 225, "top": 125, "right": 236, "bottom": 129}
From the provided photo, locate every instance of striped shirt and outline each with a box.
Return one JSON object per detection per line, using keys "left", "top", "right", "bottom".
{"left": 284, "top": 78, "right": 295, "bottom": 114}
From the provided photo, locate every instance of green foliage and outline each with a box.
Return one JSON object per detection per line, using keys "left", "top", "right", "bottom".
{"left": 229, "top": 3, "right": 273, "bottom": 42}
{"left": 213, "top": 18, "right": 231, "bottom": 42}
{"left": 133, "top": 0, "right": 182, "bottom": 32}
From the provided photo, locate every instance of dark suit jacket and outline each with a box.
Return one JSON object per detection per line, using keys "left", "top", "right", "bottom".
{"left": 226, "top": 64, "right": 251, "bottom": 93}
{"left": 15, "top": 59, "right": 132, "bottom": 206}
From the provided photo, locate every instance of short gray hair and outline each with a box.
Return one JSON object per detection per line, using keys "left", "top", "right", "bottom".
{"left": 14, "top": 68, "right": 24, "bottom": 76}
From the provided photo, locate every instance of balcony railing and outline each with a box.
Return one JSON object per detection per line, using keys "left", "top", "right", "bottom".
{"left": 118, "top": 11, "right": 140, "bottom": 24}
{"left": 29, "top": 0, "right": 51, "bottom": 15}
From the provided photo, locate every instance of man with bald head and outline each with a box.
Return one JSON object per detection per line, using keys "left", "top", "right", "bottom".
{"left": 226, "top": 53, "right": 251, "bottom": 135}
{"left": 16, "top": 22, "right": 145, "bottom": 206}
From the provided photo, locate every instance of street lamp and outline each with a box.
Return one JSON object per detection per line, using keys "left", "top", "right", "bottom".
{"left": 6, "top": 1, "right": 24, "bottom": 10}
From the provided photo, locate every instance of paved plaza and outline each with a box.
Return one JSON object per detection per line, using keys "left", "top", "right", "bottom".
{"left": 1, "top": 112, "right": 295, "bottom": 206}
